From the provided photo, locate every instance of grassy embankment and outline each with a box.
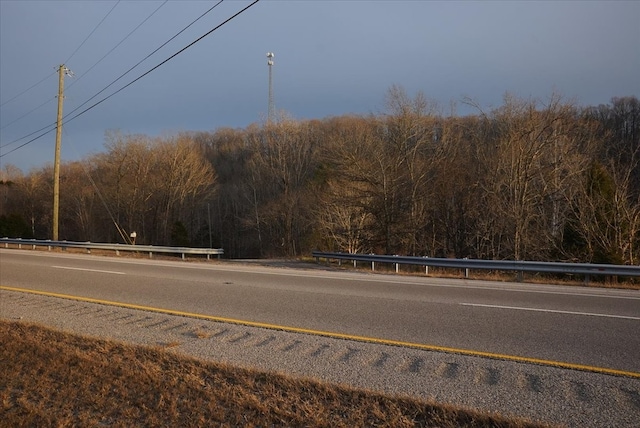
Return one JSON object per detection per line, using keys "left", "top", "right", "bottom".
{"left": 0, "top": 320, "right": 549, "bottom": 427}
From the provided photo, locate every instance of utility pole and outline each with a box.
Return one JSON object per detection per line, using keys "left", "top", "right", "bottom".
{"left": 266, "top": 52, "right": 275, "bottom": 124}
{"left": 52, "top": 64, "right": 72, "bottom": 241}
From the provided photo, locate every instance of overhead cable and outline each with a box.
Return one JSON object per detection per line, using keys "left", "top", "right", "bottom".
{"left": 66, "top": 0, "right": 221, "bottom": 116}
{"left": 0, "top": 71, "right": 56, "bottom": 108}
{"left": 1, "top": 0, "right": 218, "bottom": 150}
{"left": 0, "top": 0, "right": 260, "bottom": 159}
{"left": 1, "top": 0, "right": 159, "bottom": 136}
{"left": 0, "top": 1, "right": 119, "bottom": 133}
{"left": 0, "top": 1, "right": 118, "bottom": 117}
{"left": 0, "top": 96, "right": 56, "bottom": 132}
{"left": 0, "top": 125, "right": 57, "bottom": 158}
{"left": 63, "top": 0, "right": 256, "bottom": 129}
{"left": 68, "top": 0, "right": 167, "bottom": 89}
{"left": 64, "top": 0, "right": 121, "bottom": 65}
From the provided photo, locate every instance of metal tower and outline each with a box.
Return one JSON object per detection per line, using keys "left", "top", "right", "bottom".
{"left": 266, "top": 52, "right": 275, "bottom": 124}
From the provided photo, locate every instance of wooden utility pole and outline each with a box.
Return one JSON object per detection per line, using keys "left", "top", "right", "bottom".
{"left": 52, "top": 64, "right": 66, "bottom": 241}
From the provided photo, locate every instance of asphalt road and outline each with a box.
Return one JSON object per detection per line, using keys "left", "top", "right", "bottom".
{"left": 1, "top": 248, "right": 639, "bottom": 374}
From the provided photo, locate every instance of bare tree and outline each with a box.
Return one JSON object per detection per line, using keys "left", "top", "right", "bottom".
{"left": 476, "top": 93, "right": 586, "bottom": 260}
{"left": 244, "top": 117, "right": 320, "bottom": 256}
{"left": 316, "top": 177, "right": 374, "bottom": 254}
{"left": 95, "top": 131, "right": 156, "bottom": 242}
{"left": 150, "top": 134, "right": 216, "bottom": 245}
{"left": 1, "top": 165, "right": 48, "bottom": 238}
{"left": 59, "top": 161, "right": 97, "bottom": 240}
{"left": 3, "top": 91, "right": 637, "bottom": 262}
{"left": 569, "top": 156, "right": 640, "bottom": 264}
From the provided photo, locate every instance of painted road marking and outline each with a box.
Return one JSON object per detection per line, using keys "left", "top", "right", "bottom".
{"left": 2, "top": 285, "right": 639, "bottom": 379}
{"left": 52, "top": 266, "right": 125, "bottom": 275}
{"left": 461, "top": 303, "right": 640, "bottom": 321}
{"left": 4, "top": 247, "right": 638, "bottom": 300}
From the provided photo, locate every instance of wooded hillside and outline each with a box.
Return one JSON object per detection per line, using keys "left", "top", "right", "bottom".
{"left": 1, "top": 89, "right": 638, "bottom": 264}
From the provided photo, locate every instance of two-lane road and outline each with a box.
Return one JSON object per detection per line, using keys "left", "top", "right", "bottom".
{"left": 1, "top": 249, "right": 639, "bottom": 375}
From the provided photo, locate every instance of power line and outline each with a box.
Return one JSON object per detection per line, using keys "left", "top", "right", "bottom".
{"left": 1, "top": 1, "right": 160, "bottom": 135}
{"left": 64, "top": 0, "right": 121, "bottom": 65}
{"left": 67, "top": 0, "right": 219, "bottom": 112}
{"left": 68, "top": 0, "right": 167, "bottom": 90}
{"left": 64, "top": 0, "right": 259, "bottom": 125}
{"left": 0, "top": 125, "right": 57, "bottom": 159}
{"left": 0, "top": 1, "right": 117, "bottom": 111}
{"left": 0, "top": 71, "right": 56, "bottom": 108}
{"left": 0, "top": 0, "right": 260, "bottom": 159}
{"left": 1, "top": 0, "right": 220, "bottom": 150}
{"left": 0, "top": 0, "right": 120, "bottom": 132}
{"left": 0, "top": 95, "right": 56, "bottom": 132}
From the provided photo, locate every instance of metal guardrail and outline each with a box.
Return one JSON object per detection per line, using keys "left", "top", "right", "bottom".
{"left": 1, "top": 238, "right": 223, "bottom": 260}
{"left": 312, "top": 251, "right": 640, "bottom": 279}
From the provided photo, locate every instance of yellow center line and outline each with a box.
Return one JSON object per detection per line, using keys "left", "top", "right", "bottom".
{"left": 3, "top": 285, "right": 639, "bottom": 379}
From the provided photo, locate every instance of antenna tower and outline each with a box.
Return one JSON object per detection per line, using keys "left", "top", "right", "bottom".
{"left": 266, "top": 52, "right": 275, "bottom": 123}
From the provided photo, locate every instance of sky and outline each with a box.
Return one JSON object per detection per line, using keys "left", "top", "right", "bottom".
{"left": 1, "top": 0, "right": 639, "bottom": 172}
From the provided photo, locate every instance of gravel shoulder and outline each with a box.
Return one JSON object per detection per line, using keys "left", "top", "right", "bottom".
{"left": 2, "top": 288, "right": 639, "bottom": 427}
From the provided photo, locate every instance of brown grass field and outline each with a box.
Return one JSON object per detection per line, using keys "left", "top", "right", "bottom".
{"left": 0, "top": 320, "right": 550, "bottom": 427}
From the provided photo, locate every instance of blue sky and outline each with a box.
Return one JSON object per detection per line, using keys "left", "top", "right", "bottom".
{"left": 1, "top": 0, "right": 639, "bottom": 172}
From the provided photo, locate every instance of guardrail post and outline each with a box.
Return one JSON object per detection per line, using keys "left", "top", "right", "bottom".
{"left": 182, "top": 253, "right": 186, "bottom": 260}
{"left": 423, "top": 256, "right": 429, "bottom": 275}
{"left": 394, "top": 255, "right": 399, "bottom": 273}
{"left": 149, "top": 252, "right": 153, "bottom": 259}
{"left": 371, "top": 261, "right": 375, "bottom": 271}
{"left": 464, "top": 257, "right": 469, "bottom": 278}
{"left": 353, "top": 259, "right": 356, "bottom": 268}
{"left": 516, "top": 271, "right": 523, "bottom": 282}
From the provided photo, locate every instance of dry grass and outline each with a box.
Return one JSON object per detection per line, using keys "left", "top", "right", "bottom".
{"left": 0, "top": 320, "right": 549, "bottom": 428}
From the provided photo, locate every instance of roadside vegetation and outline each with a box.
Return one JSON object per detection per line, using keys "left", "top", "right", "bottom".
{"left": 1, "top": 90, "right": 638, "bottom": 265}
{"left": 1, "top": 320, "right": 549, "bottom": 427}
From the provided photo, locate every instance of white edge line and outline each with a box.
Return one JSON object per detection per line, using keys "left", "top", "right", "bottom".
{"left": 52, "top": 266, "right": 125, "bottom": 275}
{"left": 8, "top": 248, "right": 637, "bottom": 300}
{"left": 461, "top": 303, "right": 640, "bottom": 321}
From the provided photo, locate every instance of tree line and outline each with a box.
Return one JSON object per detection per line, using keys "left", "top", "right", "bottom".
{"left": 1, "top": 88, "right": 638, "bottom": 264}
